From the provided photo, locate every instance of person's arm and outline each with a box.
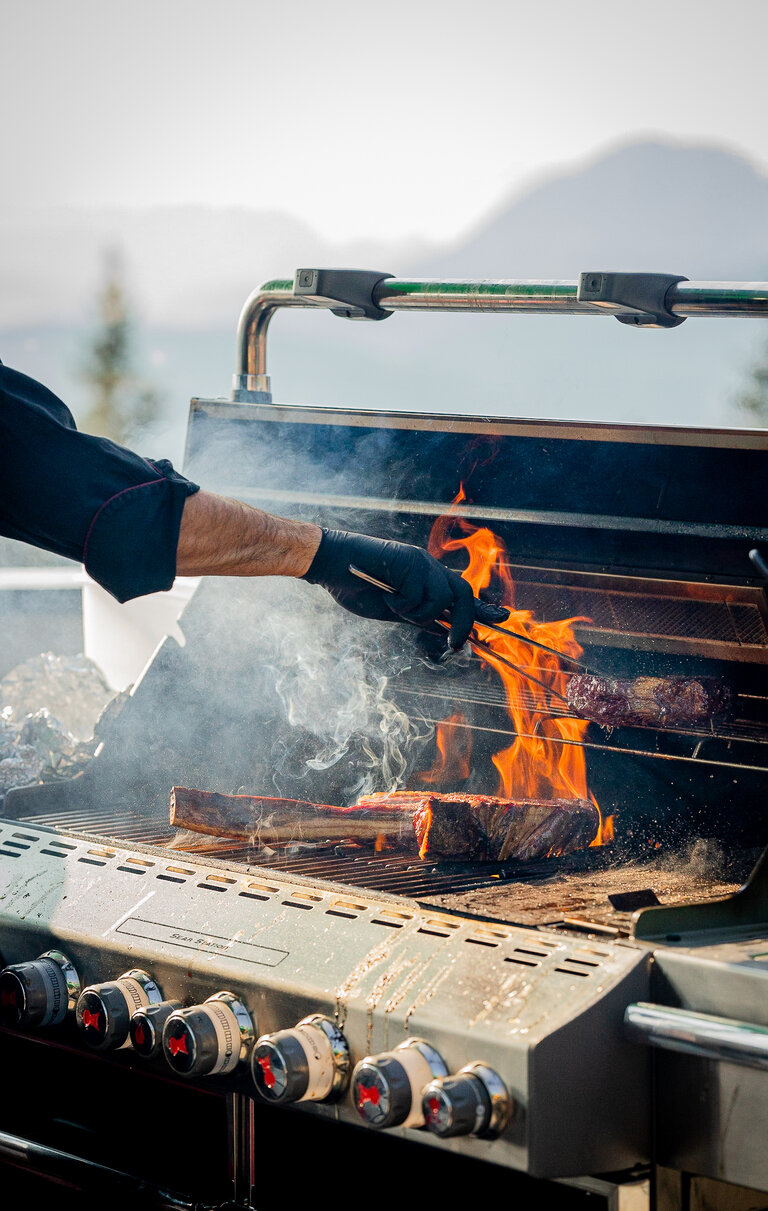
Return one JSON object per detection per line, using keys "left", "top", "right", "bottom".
{"left": 175, "top": 491, "right": 508, "bottom": 649}
{"left": 2, "top": 364, "right": 507, "bottom": 646}
{"left": 0, "top": 363, "right": 199, "bottom": 602}
{"left": 176, "top": 490, "right": 321, "bottom": 578}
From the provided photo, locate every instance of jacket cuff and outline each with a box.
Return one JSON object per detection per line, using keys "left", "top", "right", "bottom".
{"left": 83, "top": 468, "right": 199, "bottom": 603}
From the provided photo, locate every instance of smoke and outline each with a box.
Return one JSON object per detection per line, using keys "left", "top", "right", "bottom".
{"left": 212, "top": 574, "right": 433, "bottom": 802}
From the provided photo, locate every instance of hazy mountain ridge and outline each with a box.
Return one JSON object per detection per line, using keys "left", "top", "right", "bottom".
{"left": 425, "top": 140, "right": 768, "bottom": 279}
{"left": 2, "top": 139, "right": 766, "bottom": 454}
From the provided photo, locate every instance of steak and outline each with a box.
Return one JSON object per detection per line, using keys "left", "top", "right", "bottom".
{"left": 356, "top": 791, "right": 599, "bottom": 860}
{"left": 566, "top": 674, "right": 732, "bottom": 729}
{"left": 170, "top": 786, "right": 599, "bottom": 861}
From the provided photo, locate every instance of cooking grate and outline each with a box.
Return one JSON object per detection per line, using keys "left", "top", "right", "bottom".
{"left": 15, "top": 806, "right": 611, "bottom": 897}
{"left": 515, "top": 580, "right": 768, "bottom": 655}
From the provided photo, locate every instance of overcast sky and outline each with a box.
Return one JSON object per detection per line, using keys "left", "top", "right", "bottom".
{"left": 2, "top": 0, "right": 768, "bottom": 243}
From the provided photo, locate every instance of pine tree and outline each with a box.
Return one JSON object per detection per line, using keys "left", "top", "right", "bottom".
{"left": 736, "top": 337, "right": 768, "bottom": 424}
{"left": 82, "top": 249, "right": 162, "bottom": 445}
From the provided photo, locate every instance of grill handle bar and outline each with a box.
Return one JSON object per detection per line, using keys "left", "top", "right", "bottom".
{"left": 625, "top": 1002, "right": 768, "bottom": 1071}
{"left": 232, "top": 275, "right": 768, "bottom": 401}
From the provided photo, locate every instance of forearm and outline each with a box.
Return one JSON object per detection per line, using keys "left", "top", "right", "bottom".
{"left": 176, "top": 489, "right": 322, "bottom": 578}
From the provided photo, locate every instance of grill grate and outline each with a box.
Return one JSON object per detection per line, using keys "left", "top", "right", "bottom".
{"left": 15, "top": 806, "right": 608, "bottom": 897}
{"left": 514, "top": 581, "right": 768, "bottom": 652}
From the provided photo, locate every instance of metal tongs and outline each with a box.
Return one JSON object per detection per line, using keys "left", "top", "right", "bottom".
{"left": 348, "top": 564, "right": 579, "bottom": 706}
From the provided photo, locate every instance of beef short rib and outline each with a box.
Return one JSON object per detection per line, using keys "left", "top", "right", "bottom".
{"left": 566, "top": 674, "right": 732, "bottom": 729}
{"left": 356, "top": 791, "right": 599, "bottom": 860}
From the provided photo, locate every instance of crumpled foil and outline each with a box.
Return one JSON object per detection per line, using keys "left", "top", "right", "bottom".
{"left": 0, "top": 653, "right": 119, "bottom": 797}
{"left": 1, "top": 652, "right": 113, "bottom": 741}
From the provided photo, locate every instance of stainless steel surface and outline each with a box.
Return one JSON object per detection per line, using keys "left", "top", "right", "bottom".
{"left": 462, "top": 1062, "right": 514, "bottom": 1137}
{"left": 213, "top": 991, "right": 255, "bottom": 1062}
{"left": 41, "top": 948, "right": 81, "bottom": 1012}
{"left": 231, "top": 277, "right": 768, "bottom": 399}
{"left": 0, "top": 822, "right": 651, "bottom": 1177}
{"left": 227, "top": 1092, "right": 256, "bottom": 1209}
{"left": 625, "top": 1002, "right": 768, "bottom": 1070}
{"left": 300, "top": 1012, "right": 351, "bottom": 1098}
{"left": 194, "top": 396, "right": 768, "bottom": 449}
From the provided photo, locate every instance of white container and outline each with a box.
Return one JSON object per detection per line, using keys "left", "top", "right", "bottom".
{"left": 81, "top": 577, "right": 200, "bottom": 691}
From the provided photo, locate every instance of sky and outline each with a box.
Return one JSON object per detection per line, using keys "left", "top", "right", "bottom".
{"left": 3, "top": 0, "right": 768, "bottom": 243}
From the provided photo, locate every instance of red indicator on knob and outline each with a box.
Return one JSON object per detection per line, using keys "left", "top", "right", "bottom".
{"left": 133, "top": 1022, "right": 146, "bottom": 1048}
{"left": 426, "top": 1096, "right": 441, "bottom": 1120}
{"left": 257, "top": 1054, "right": 276, "bottom": 1089}
{"left": 168, "top": 1032, "right": 189, "bottom": 1058}
{"left": 0, "top": 989, "right": 17, "bottom": 1008}
{"left": 358, "top": 1083, "right": 381, "bottom": 1108}
{"left": 81, "top": 1009, "right": 101, "bottom": 1031}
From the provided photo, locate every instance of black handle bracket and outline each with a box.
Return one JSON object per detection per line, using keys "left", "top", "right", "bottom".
{"left": 294, "top": 268, "right": 394, "bottom": 321}
{"left": 577, "top": 272, "right": 689, "bottom": 328}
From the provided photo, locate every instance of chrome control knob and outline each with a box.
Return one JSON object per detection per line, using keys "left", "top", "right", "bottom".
{"left": 162, "top": 993, "right": 253, "bottom": 1078}
{"left": 422, "top": 1063, "right": 512, "bottom": 1139}
{"left": 76, "top": 969, "right": 162, "bottom": 1051}
{"left": 351, "top": 1039, "right": 447, "bottom": 1130}
{"left": 129, "top": 999, "right": 182, "bottom": 1059}
{"left": 251, "top": 1014, "right": 349, "bottom": 1104}
{"left": 0, "top": 951, "right": 80, "bottom": 1029}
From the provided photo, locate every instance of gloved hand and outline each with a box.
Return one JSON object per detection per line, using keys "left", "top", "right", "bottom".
{"left": 303, "top": 528, "right": 509, "bottom": 650}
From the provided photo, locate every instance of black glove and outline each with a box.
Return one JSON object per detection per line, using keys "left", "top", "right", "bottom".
{"left": 303, "top": 528, "right": 509, "bottom": 650}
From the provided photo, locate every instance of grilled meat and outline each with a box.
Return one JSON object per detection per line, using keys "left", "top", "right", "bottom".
{"left": 169, "top": 786, "right": 415, "bottom": 844}
{"left": 171, "top": 787, "right": 599, "bottom": 861}
{"left": 356, "top": 791, "right": 599, "bottom": 860}
{"left": 566, "top": 674, "right": 732, "bottom": 729}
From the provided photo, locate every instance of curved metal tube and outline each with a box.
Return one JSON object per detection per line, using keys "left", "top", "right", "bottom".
{"left": 625, "top": 1001, "right": 768, "bottom": 1070}
{"left": 232, "top": 277, "right": 768, "bottom": 401}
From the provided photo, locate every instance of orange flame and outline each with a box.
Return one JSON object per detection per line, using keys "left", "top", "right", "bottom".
{"left": 417, "top": 713, "right": 472, "bottom": 785}
{"left": 428, "top": 494, "right": 609, "bottom": 846}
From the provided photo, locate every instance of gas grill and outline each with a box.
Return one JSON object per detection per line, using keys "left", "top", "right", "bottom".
{"left": 1, "top": 271, "right": 767, "bottom": 1210}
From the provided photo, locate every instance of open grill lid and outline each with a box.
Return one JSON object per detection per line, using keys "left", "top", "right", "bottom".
{"left": 5, "top": 272, "right": 768, "bottom": 915}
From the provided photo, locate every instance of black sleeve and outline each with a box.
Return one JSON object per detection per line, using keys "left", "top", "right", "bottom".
{"left": 0, "top": 363, "right": 200, "bottom": 603}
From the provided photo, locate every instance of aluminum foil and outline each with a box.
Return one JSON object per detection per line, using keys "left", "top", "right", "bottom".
{"left": 0, "top": 652, "right": 118, "bottom": 797}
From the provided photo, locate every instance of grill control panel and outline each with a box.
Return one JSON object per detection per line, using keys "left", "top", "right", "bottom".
{"left": 162, "top": 993, "right": 253, "bottom": 1077}
{"left": 0, "top": 950, "right": 80, "bottom": 1030}
{"left": 351, "top": 1039, "right": 448, "bottom": 1130}
{"left": 422, "top": 1063, "right": 512, "bottom": 1139}
{"left": 76, "top": 970, "right": 162, "bottom": 1050}
{"left": 252, "top": 1014, "right": 350, "bottom": 1105}
{"left": 0, "top": 823, "right": 651, "bottom": 1178}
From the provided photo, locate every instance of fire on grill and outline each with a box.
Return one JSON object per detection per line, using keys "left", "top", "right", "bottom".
{"left": 169, "top": 495, "right": 615, "bottom": 862}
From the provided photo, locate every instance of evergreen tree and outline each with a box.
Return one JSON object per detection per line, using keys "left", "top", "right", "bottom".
{"left": 736, "top": 337, "right": 768, "bottom": 424}
{"left": 82, "top": 249, "right": 162, "bottom": 445}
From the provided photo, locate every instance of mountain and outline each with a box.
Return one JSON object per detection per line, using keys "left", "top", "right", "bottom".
{"left": 0, "top": 204, "right": 429, "bottom": 328}
{"left": 1, "top": 138, "right": 766, "bottom": 471}
{"left": 427, "top": 140, "right": 768, "bottom": 279}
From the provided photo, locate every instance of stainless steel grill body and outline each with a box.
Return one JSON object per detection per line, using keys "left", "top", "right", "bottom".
{"left": 2, "top": 276, "right": 768, "bottom": 1205}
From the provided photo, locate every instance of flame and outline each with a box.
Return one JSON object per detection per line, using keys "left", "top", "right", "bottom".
{"left": 428, "top": 494, "right": 609, "bottom": 846}
{"left": 417, "top": 713, "right": 471, "bottom": 785}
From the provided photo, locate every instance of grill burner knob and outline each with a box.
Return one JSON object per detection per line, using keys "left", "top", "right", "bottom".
{"left": 76, "top": 969, "right": 162, "bottom": 1051}
{"left": 351, "top": 1039, "right": 447, "bottom": 1130}
{"left": 162, "top": 993, "right": 253, "bottom": 1078}
{"left": 251, "top": 1014, "right": 350, "bottom": 1104}
{"left": 0, "top": 951, "right": 80, "bottom": 1029}
{"left": 129, "top": 999, "right": 182, "bottom": 1059}
{"left": 421, "top": 1064, "right": 512, "bottom": 1139}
